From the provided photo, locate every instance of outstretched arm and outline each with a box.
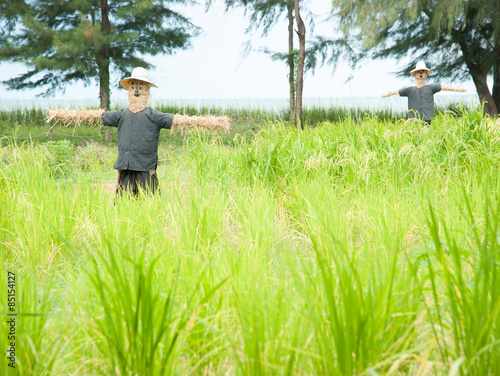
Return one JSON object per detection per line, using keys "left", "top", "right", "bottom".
{"left": 172, "top": 114, "right": 231, "bottom": 133}
{"left": 47, "top": 108, "right": 105, "bottom": 127}
{"left": 381, "top": 90, "right": 399, "bottom": 98}
{"left": 441, "top": 85, "right": 466, "bottom": 92}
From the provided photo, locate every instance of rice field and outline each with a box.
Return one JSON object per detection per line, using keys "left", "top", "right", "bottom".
{"left": 1, "top": 105, "right": 500, "bottom": 375}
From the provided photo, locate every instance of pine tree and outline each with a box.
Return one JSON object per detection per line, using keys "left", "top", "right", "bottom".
{"left": 0, "top": 0, "right": 200, "bottom": 109}
{"left": 332, "top": 0, "right": 500, "bottom": 115}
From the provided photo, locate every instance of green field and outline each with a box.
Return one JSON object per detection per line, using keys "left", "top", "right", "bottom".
{"left": 1, "top": 105, "right": 500, "bottom": 375}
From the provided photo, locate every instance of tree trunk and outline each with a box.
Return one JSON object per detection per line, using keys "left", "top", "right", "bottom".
{"left": 470, "top": 68, "right": 498, "bottom": 116}
{"left": 492, "top": 59, "right": 500, "bottom": 115}
{"left": 451, "top": 26, "right": 498, "bottom": 116}
{"left": 99, "top": 68, "right": 110, "bottom": 110}
{"left": 99, "top": 0, "right": 111, "bottom": 111}
{"left": 294, "top": 0, "right": 305, "bottom": 129}
{"left": 287, "top": 1, "right": 296, "bottom": 127}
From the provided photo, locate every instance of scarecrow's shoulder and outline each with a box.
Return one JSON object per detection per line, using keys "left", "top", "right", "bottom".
{"left": 145, "top": 107, "right": 174, "bottom": 129}
{"left": 429, "top": 84, "right": 441, "bottom": 92}
{"left": 399, "top": 86, "right": 415, "bottom": 96}
{"left": 147, "top": 107, "right": 174, "bottom": 121}
{"left": 147, "top": 107, "right": 173, "bottom": 116}
{"left": 102, "top": 108, "right": 127, "bottom": 126}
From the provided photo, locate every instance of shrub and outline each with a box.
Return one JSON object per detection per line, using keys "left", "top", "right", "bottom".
{"left": 43, "top": 140, "right": 76, "bottom": 177}
{"left": 72, "top": 139, "right": 116, "bottom": 172}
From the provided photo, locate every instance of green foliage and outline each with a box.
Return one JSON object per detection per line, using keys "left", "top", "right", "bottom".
{"left": 0, "top": 0, "right": 200, "bottom": 99}
{"left": 88, "top": 250, "right": 187, "bottom": 375}
{"left": 223, "top": 0, "right": 290, "bottom": 37}
{"left": 153, "top": 101, "right": 408, "bottom": 127}
{"left": 0, "top": 108, "right": 47, "bottom": 127}
{"left": 43, "top": 140, "right": 76, "bottom": 177}
{"left": 2, "top": 109, "right": 500, "bottom": 374}
{"left": 72, "top": 139, "right": 116, "bottom": 172}
{"left": 182, "top": 106, "right": 495, "bottom": 191}
{"left": 425, "top": 197, "right": 500, "bottom": 375}
{"left": 0, "top": 271, "right": 63, "bottom": 375}
{"left": 308, "top": 214, "right": 422, "bottom": 374}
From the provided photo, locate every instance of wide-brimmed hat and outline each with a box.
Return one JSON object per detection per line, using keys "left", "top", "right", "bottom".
{"left": 120, "top": 67, "right": 157, "bottom": 89}
{"left": 410, "top": 61, "right": 431, "bottom": 76}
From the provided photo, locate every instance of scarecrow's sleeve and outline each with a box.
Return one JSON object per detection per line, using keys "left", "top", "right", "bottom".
{"left": 102, "top": 109, "right": 126, "bottom": 128}
{"left": 150, "top": 109, "right": 174, "bottom": 129}
{"left": 431, "top": 84, "right": 441, "bottom": 94}
{"left": 398, "top": 87, "right": 411, "bottom": 97}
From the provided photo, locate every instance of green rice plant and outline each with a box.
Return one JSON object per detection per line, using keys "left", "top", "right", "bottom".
{"left": 231, "top": 184, "right": 278, "bottom": 252}
{"left": 72, "top": 140, "right": 117, "bottom": 172}
{"left": 297, "top": 106, "right": 405, "bottom": 125}
{"left": 424, "top": 193, "right": 500, "bottom": 375}
{"left": 222, "top": 238, "right": 304, "bottom": 374}
{"left": 173, "top": 183, "right": 228, "bottom": 252}
{"left": 0, "top": 270, "right": 64, "bottom": 376}
{"left": 305, "top": 247, "right": 423, "bottom": 375}
{"left": 289, "top": 179, "right": 425, "bottom": 375}
{"left": 87, "top": 248, "right": 188, "bottom": 375}
{"left": 0, "top": 162, "right": 12, "bottom": 249}
{"left": 0, "top": 108, "right": 47, "bottom": 127}
{"left": 0, "top": 142, "right": 76, "bottom": 268}
{"left": 231, "top": 122, "right": 313, "bottom": 185}
{"left": 176, "top": 275, "right": 232, "bottom": 375}
{"left": 1, "top": 106, "right": 499, "bottom": 374}
{"left": 228, "top": 272, "right": 303, "bottom": 376}
{"left": 42, "top": 140, "right": 76, "bottom": 178}
{"left": 208, "top": 183, "right": 307, "bottom": 375}
{"left": 186, "top": 130, "right": 234, "bottom": 184}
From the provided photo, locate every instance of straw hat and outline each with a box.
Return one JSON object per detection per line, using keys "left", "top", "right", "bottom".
{"left": 120, "top": 67, "right": 157, "bottom": 89}
{"left": 410, "top": 61, "right": 431, "bottom": 76}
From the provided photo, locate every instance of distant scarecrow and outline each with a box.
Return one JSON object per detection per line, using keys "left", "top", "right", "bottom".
{"left": 382, "top": 61, "right": 466, "bottom": 123}
{"left": 48, "top": 67, "right": 230, "bottom": 196}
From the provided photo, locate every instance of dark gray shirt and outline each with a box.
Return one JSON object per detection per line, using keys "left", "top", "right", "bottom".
{"left": 102, "top": 107, "right": 174, "bottom": 171}
{"left": 399, "top": 84, "right": 441, "bottom": 121}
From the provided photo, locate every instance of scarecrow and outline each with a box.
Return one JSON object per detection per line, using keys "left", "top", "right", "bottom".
{"left": 47, "top": 67, "right": 230, "bottom": 195}
{"left": 382, "top": 61, "right": 466, "bottom": 123}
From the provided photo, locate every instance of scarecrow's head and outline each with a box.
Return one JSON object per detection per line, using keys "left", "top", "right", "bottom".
{"left": 120, "top": 68, "right": 157, "bottom": 113}
{"left": 412, "top": 70, "right": 429, "bottom": 80}
{"left": 410, "top": 61, "right": 431, "bottom": 86}
{"left": 128, "top": 80, "right": 150, "bottom": 98}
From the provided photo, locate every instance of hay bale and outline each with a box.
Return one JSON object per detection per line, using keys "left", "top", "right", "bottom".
{"left": 172, "top": 114, "right": 231, "bottom": 133}
{"left": 47, "top": 109, "right": 105, "bottom": 127}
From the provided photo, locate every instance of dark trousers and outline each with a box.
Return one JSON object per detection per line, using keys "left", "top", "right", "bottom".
{"left": 116, "top": 170, "right": 159, "bottom": 196}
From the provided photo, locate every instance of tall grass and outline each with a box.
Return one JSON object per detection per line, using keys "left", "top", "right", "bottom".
{"left": 0, "top": 102, "right": 470, "bottom": 148}
{"left": 425, "top": 196, "right": 500, "bottom": 375}
{"left": 87, "top": 250, "right": 187, "bottom": 375}
{"left": 1, "top": 107, "right": 499, "bottom": 374}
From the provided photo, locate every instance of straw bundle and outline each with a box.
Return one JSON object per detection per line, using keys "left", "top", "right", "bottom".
{"left": 47, "top": 109, "right": 105, "bottom": 127}
{"left": 172, "top": 114, "right": 231, "bottom": 133}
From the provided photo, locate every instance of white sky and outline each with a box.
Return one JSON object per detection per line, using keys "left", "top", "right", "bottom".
{"left": 0, "top": 0, "right": 479, "bottom": 104}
